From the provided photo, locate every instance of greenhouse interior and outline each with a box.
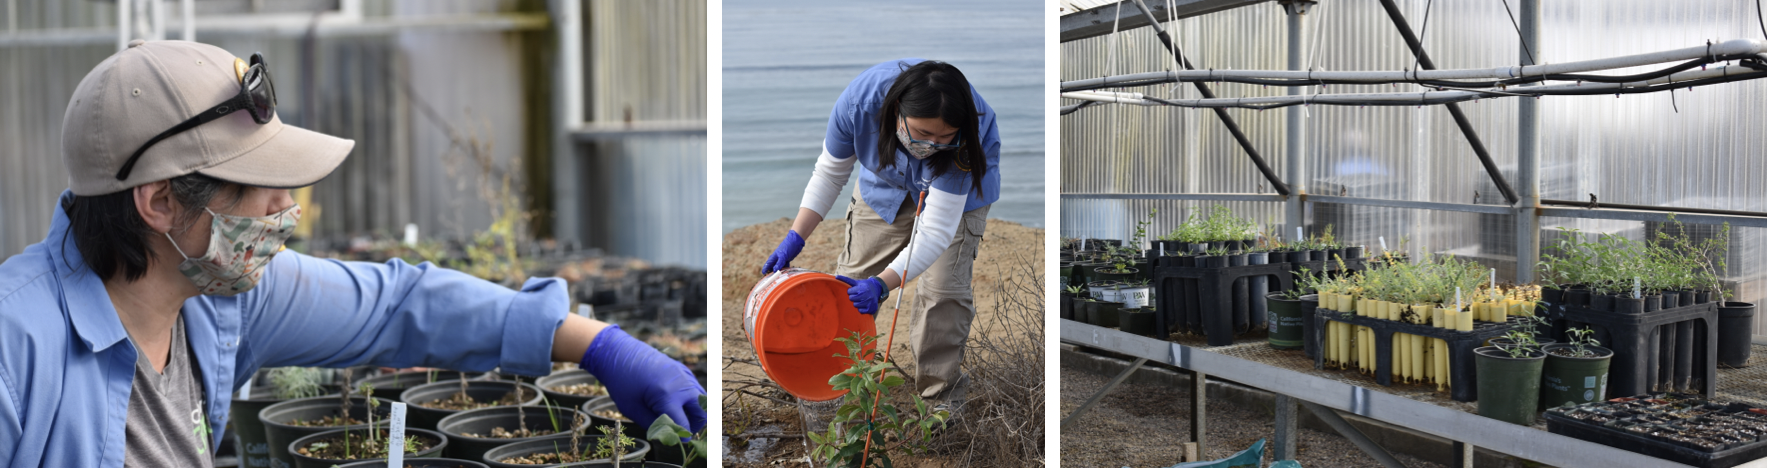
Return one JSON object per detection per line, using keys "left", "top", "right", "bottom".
{"left": 1058, "top": 0, "right": 1765, "bottom": 467}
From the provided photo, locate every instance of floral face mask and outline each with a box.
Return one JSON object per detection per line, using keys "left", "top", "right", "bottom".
{"left": 896, "top": 115, "right": 962, "bottom": 160}
{"left": 164, "top": 204, "right": 301, "bottom": 296}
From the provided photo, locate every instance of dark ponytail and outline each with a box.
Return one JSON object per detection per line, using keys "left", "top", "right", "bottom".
{"left": 873, "top": 60, "right": 987, "bottom": 194}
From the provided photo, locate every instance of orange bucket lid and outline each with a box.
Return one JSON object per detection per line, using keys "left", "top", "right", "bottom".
{"left": 744, "top": 268, "right": 876, "bottom": 402}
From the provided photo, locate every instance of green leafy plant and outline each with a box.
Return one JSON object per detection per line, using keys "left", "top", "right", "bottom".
{"left": 646, "top": 396, "right": 708, "bottom": 467}
{"left": 808, "top": 332, "right": 947, "bottom": 467}
{"left": 1496, "top": 315, "right": 1550, "bottom": 359}
{"left": 1064, "top": 285, "right": 1083, "bottom": 295}
{"left": 1563, "top": 327, "right": 1602, "bottom": 358}
{"left": 591, "top": 422, "right": 636, "bottom": 461}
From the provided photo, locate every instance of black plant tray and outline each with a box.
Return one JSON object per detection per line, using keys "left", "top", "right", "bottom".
{"left": 1544, "top": 397, "right": 1765, "bottom": 468}
{"left": 1147, "top": 256, "right": 1367, "bottom": 347}
{"left": 1311, "top": 308, "right": 1524, "bottom": 402}
{"left": 1544, "top": 301, "right": 1719, "bottom": 398}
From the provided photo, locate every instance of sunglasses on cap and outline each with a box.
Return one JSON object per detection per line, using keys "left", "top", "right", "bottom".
{"left": 114, "top": 52, "right": 278, "bottom": 181}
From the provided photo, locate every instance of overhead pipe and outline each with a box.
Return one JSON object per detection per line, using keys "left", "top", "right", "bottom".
{"left": 1378, "top": 0, "right": 1518, "bottom": 205}
{"left": 1540, "top": 199, "right": 1767, "bottom": 218}
{"left": 1128, "top": 0, "right": 1290, "bottom": 197}
{"left": 1059, "top": 38, "right": 1767, "bottom": 91}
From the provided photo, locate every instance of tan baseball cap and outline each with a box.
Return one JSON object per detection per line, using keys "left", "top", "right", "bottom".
{"left": 62, "top": 39, "right": 353, "bottom": 196}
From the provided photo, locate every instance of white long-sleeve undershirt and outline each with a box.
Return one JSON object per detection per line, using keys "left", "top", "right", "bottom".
{"left": 799, "top": 140, "right": 853, "bottom": 219}
{"left": 887, "top": 185, "right": 964, "bottom": 283}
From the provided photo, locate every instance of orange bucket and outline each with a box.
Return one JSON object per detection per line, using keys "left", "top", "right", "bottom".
{"left": 744, "top": 268, "right": 876, "bottom": 401}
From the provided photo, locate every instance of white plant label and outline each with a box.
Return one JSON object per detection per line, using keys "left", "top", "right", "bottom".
{"left": 1490, "top": 269, "right": 1496, "bottom": 290}
{"left": 1455, "top": 287, "right": 1462, "bottom": 311}
{"left": 1296, "top": 227, "right": 1304, "bottom": 242}
{"left": 1379, "top": 236, "right": 1387, "bottom": 252}
{"left": 238, "top": 377, "right": 252, "bottom": 400}
{"left": 388, "top": 402, "right": 407, "bottom": 468}
{"left": 1634, "top": 277, "right": 1641, "bottom": 299}
{"left": 403, "top": 223, "right": 419, "bottom": 247}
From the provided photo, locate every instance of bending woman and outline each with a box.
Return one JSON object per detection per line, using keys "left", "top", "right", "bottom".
{"left": 761, "top": 59, "right": 999, "bottom": 414}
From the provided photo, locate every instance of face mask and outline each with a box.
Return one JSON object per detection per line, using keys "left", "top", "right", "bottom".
{"left": 165, "top": 204, "right": 301, "bottom": 296}
{"left": 896, "top": 125, "right": 940, "bottom": 160}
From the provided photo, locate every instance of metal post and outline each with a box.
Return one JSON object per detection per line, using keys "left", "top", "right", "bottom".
{"left": 1299, "top": 400, "right": 1408, "bottom": 468}
{"left": 1274, "top": 393, "right": 1299, "bottom": 461}
{"left": 1281, "top": 0, "right": 1311, "bottom": 236}
{"left": 1452, "top": 440, "right": 1476, "bottom": 468}
{"left": 1191, "top": 370, "right": 1208, "bottom": 455}
{"left": 1060, "top": 358, "right": 1148, "bottom": 429}
{"left": 550, "top": 0, "right": 583, "bottom": 246}
{"left": 180, "top": 0, "right": 193, "bottom": 41}
{"left": 117, "top": 0, "right": 132, "bottom": 51}
{"left": 1514, "top": 0, "right": 1542, "bottom": 283}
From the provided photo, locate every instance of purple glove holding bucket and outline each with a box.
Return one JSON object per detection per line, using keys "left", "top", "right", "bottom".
{"left": 761, "top": 230, "right": 806, "bottom": 275}
{"left": 835, "top": 275, "right": 890, "bottom": 315}
{"left": 579, "top": 325, "right": 707, "bottom": 436}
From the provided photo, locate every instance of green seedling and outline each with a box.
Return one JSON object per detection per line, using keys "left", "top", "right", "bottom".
{"left": 646, "top": 395, "right": 708, "bottom": 467}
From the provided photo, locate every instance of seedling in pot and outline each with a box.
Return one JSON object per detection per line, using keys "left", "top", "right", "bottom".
{"left": 1556, "top": 327, "right": 1603, "bottom": 358}
{"left": 268, "top": 367, "right": 326, "bottom": 400}
{"left": 647, "top": 396, "right": 708, "bottom": 467}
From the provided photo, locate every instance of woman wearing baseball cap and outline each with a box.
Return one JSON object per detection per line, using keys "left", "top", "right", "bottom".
{"left": 0, "top": 40, "right": 703, "bottom": 467}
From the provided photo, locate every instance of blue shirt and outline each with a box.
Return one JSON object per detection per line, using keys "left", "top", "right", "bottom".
{"left": 825, "top": 58, "right": 1001, "bottom": 224}
{"left": 0, "top": 191, "right": 568, "bottom": 468}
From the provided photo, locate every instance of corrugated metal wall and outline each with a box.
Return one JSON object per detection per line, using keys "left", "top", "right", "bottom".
{"left": 1060, "top": 0, "right": 1765, "bottom": 335}
{"left": 578, "top": 0, "right": 707, "bottom": 269}
{"left": 0, "top": 0, "right": 709, "bottom": 269}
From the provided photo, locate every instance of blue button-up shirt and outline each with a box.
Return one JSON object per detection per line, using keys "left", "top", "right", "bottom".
{"left": 826, "top": 58, "right": 1001, "bottom": 224}
{"left": 0, "top": 191, "right": 567, "bottom": 467}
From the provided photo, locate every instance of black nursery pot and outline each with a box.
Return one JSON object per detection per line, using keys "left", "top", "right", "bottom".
{"left": 1307, "top": 250, "right": 1326, "bottom": 262}
{"left": 1059, "top": 293, "right": 1075, "bottom": 320}
{"left": 1540, "top": 287, "right": 1564, "bottom": 305}
{"left": 1642, "top": 295, "right": 1662, "bottom": 312}
{"left": 333, "top": 458, "right": 490, "bottom": 468}
{"left": 1343, "top": 246, "right": 1364, "bottom": 259}
{"left": 477, "top": 436, "right": 650, "bottom": 468}
{"left": 537, "top": 369, "right": 608, "bottom": 410}
{"left": 288, "top": 427, "right": 449, "bottom": 468}
{"left": 1717, "top": 302, "right": 1757, "bottom": 368}
{"left": 259, "top": 396, "right": 393, "bottom": 468}
{"left": 1090, "top": 301, "right": 1123, "bottom": 328}
{"left": 437, "top": 405, "right": 589, "bottom": 463}
{"left": 400, "top": 381, "right": 545, "bottom": 432}
{"left": 1613, "top": 296, "right": 1644, "bottom": 314}
{"left": 1564, "top": 288, "right": 1591, "bottom": 307}
{"left": 1590, "top": 294, "right": 1615, "bottom": 312}
{"left": 1118, "top": 308, "right": 1159, "bottom": 337}
{"left": 1202, "top": 256, "right": 1229, "bottom": 268}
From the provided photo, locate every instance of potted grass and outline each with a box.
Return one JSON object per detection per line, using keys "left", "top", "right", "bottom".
{"left": 1540, "top": 327, "right": 1613, "bottom": 409}
{"left": 1476, "top": 326, "right": 1547, "bottom": 425}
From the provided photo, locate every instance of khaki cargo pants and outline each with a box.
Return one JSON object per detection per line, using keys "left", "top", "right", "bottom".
{"left": 837, "top": 188, "right": 988, "bottom": 404}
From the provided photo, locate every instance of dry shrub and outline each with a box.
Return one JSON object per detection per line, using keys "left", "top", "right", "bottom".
{"left": 932, "top": 248, "right": 1045, "bottom": 466}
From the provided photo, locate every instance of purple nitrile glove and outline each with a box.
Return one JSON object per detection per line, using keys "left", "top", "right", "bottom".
{"left": 579, "top": 325, "right": 707, "bottom": 437}
{"left": 761, "top": 230, "right": 806, "bottom": 275}
{"left": 835, "top": 275, "right": 889, "bottom": 315}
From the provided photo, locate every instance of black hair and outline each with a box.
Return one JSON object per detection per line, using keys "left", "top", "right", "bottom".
{"left": 61, "top": 173, "right": 239, "bottom": 282}
{"left": 873, "top": 60, "right": 987, "bottom": 194}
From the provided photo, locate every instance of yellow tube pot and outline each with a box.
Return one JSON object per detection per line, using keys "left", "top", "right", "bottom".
{"left": 1338, "top": 293, "right": 1355, "bottom": 314}
{"left": 1410, "top": 333, "right": 1424, "bottom": 384}
{"left": 1495, "top": 299, "right": 1511, "bottom": 323}
{"left": 1457, "top": 308, "right": 1474, "bottom": 331}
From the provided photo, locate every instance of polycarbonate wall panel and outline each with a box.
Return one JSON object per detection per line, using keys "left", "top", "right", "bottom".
{"left": 1061, "top": 0, "right": 1764, "bottom": 335}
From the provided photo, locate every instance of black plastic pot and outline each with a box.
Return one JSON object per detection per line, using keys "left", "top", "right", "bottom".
{"left": 1118, "top": 307, "right": 1158, "bottom": 337}
{"left": 1089, "top": 301, "right": 1123, "bottom": 328}
{"left": 260, "top": 396, "right": 393, "bottom": 468}
{"left": 1717, "top": 302, "right": 1756, "bottom": 368}
{"left": 1541, "top": 344, "right": 1613, "bottom": 410}
{"left": 1091, "top": 267, "right": 1137, "bottom": 283}
{"left": 537, "top": 370, "right": 608, "bottom": 409}
{"left": 230, "top": 377, "right": 342, "bottom": 468}
{"left": 1059, "top": 293, "right": 1074, "bottom": 320}
{"left": 1307, "top": 250, "right": 1325, "bottom": 262}
{"left": 333, "top": 458, "right": 489, "bottom": 468}
{"left": 1300, "top": 294, "right": 1322, "bottom": 359}
{"left": 1564, "top": 288, "right": 1591, "bottom": 307}
{"left": 289, "top": 427, "right": 448, "bottom": 468}
{"left": 358, "top": 371, "right": 490, "bottom": 402}
{"left": 1202, "top": 256, "right": 1228, "bottom": 268}
{"left": 1642, "top": 295, "right": 1662, "bottom": 312}
{"left": 1614, "top": 296, "right": 1645, "bottom": 314}
{"left": 1343, "top": 246, "right": 1364, "bottom": 259}
{"left": 1591, "top": 294, "right": 1615, "bottom": 312}
{"left": 401, "top": 381, "right": 545, "bottom": 432}
{"left": 438, "top": 405, "right": 589, "bottom": 463}
{"left": 579, "top": 398, "right": 691, "bottom": 466}
{"left": 478, "top": 435, "right": 650, "bottom": 468}
{"left": 1475, "top": 346, "right": 1546, "bottom": 425}
{"left": 1265, "top": 293, "right": 1304, "bottom": 350}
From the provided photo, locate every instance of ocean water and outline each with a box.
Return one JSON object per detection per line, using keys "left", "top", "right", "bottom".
{"left": 721, "top": 0, "right": 1045, "bottom": 233}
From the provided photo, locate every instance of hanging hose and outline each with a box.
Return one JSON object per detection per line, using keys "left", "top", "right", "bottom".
{"left": 857, "top": 188, "right": 928, "bottom": 468}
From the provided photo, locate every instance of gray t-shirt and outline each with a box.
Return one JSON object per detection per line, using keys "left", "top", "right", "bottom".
{"left": 124, "top": 318, "right": 215, "bottom": 468}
